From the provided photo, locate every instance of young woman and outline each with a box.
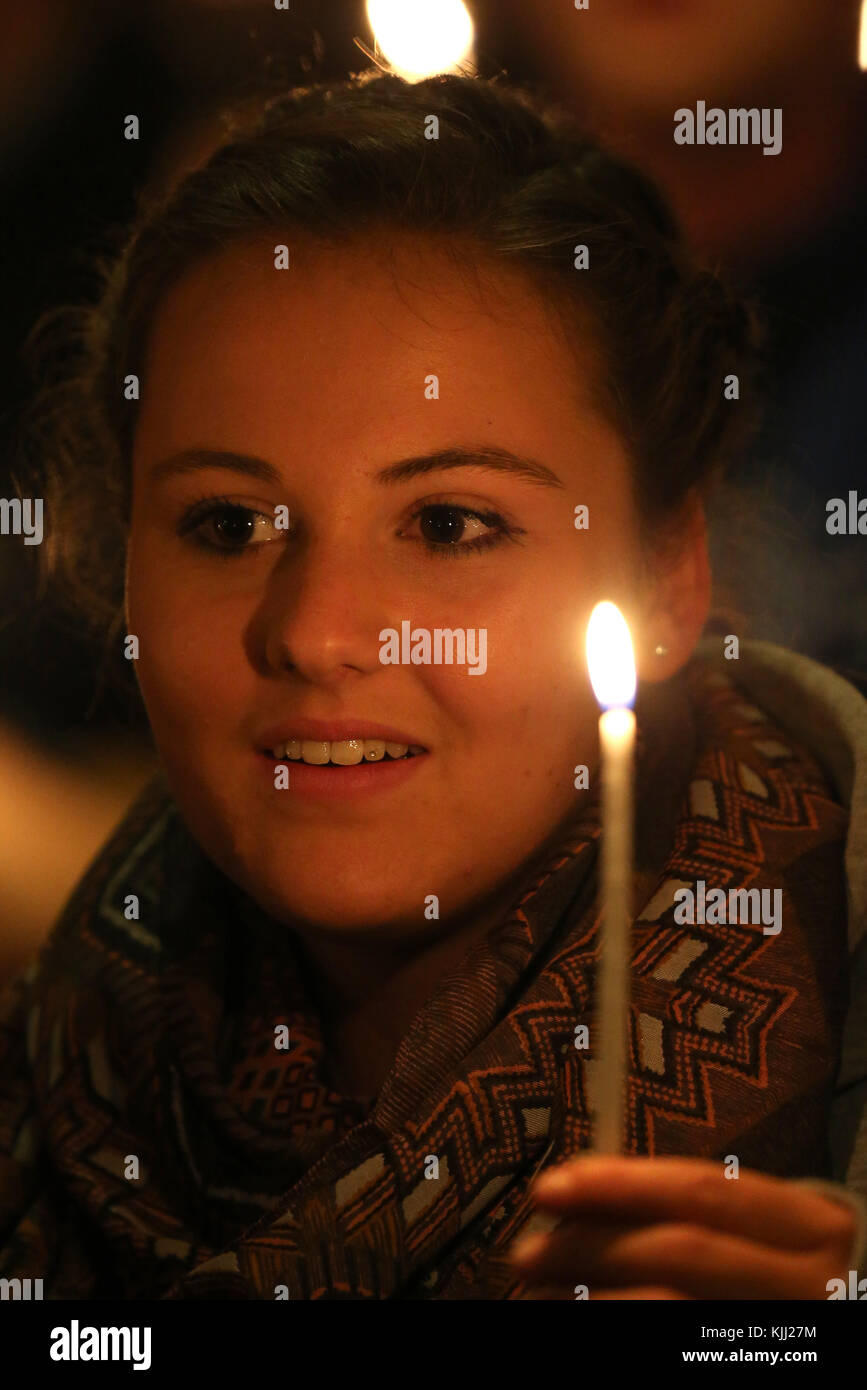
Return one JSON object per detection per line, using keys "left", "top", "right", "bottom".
{"left": 1, "top": 71, "right": 865, "bottom": 1301}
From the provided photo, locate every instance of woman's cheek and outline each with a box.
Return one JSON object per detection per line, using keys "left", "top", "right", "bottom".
{"left": 128, "top": 588, "right": 241, "bottom": 750}
{"left": 418, "top": 602, "right": 591, "bottom": 816}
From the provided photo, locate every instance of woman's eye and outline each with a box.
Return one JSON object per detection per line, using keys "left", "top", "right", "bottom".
{"left": 179, "top": 501, "right": 280, "bottom": 554}
{"left": 178, "top": 498, "right": 521, "bottom": 559}
{"left": 406, "top": 504, "right": 511, "bottom": 557}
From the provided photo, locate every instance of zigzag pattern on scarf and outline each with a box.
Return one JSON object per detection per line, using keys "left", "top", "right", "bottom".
{"left": 0, "top": 663, "right": 848, "bottom": 1299}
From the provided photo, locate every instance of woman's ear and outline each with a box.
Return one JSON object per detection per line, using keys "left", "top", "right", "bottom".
{"left": 637, "top": 493, "right": 712, "bottom": 682}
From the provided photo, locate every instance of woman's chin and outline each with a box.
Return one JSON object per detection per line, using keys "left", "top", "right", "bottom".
{"left": 234, "top": 867, "right": 438, "bottom": 938}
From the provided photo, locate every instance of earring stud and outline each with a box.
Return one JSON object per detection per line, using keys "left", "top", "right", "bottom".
{"left": 654, "top": 644, "right": 668, "bottom": 657}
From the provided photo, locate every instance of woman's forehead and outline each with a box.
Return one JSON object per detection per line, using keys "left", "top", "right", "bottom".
{"left": 143, "top": 228, "right": 573, "bottom": 347}
{"left": 132, "top": 233, "right": 610, "bottom": 469}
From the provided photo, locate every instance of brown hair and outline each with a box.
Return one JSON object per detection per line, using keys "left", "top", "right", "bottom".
{"left": 23, "top": 68, "right": 760, "bottom": 665}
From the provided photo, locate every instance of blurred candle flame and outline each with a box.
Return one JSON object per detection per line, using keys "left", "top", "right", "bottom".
{"left": 586, "top": 602, "right": 637, "bottom": 710}
{"left": 367, "top": 0, "right": 475, "bottom": 81}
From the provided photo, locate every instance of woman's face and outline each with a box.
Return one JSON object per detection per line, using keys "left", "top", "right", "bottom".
{"left": 126, "top": 233, "right": 645, "bottom": 939}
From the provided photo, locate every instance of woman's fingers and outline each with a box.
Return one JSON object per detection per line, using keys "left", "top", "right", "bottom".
{"left": 510, "top": 1157, "right": 859, "bottom": 1298}
{"left": 520, "top": 1285, "right": 694, "bottom": 1300}
{"left": 530, "top": 1155, "right": 857, "bottom": 1258}
{"left": 587, "top": 1287, "right": 694, "bottom": 1300}
{"left": 519, "top": 1284, "right": 577, "bottom": 1300}
{"left": 509, "top": 1217, "right": 836, "bottom": 1299}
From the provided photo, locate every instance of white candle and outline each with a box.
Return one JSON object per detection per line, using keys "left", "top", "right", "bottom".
{"left": 586, "top": 602, "right": 637, "bottom": 1155}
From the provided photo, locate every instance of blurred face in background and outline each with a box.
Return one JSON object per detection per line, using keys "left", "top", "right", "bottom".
{"left": 511, "top": 0, "right": 861, "bottom": 113}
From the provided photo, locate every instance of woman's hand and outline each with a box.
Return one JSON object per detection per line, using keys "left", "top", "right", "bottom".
{"left": 507, "top": 1155, "right": 858, "bottom": 1299}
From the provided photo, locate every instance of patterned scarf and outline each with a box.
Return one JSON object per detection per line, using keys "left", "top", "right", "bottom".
{"left": 0, "top": 658, "right": 850, "bottom": 1299}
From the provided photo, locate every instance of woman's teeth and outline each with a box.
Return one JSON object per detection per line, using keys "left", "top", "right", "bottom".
{"left": 268, "top": 738, "right": 425, "bottom": 765}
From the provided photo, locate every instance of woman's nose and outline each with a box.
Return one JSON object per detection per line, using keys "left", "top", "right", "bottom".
{"left": 259, "top": 536, "right": 390, "bottom": 683}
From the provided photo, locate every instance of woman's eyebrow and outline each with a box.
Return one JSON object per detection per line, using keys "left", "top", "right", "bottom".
{"left": 375, "top": 446, "right": 565, "bottom": 489}
{"left": 147, "top": 445, "right": 565, "bottom": 489}
{"left": 148, "top": 449, "right": 281, "bottom": 485}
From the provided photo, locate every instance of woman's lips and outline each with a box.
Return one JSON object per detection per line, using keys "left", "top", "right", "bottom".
{"left": 256, "top": 749, "right": 427, "bottom": 800}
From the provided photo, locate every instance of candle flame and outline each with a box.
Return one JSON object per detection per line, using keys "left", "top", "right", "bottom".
{"left": 367, "top": 0, "right": 475, "bottom": 81}
{"left": 586, "top": 601, "right": 636, "bottom": 709}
